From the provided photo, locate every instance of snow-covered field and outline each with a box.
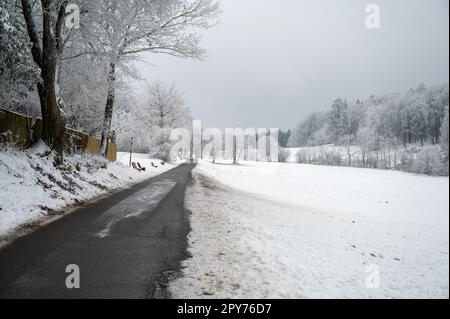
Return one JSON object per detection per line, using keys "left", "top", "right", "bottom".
{"left": 0, "top": 146, "right": 176, "bottom": 240}
{"left": 170, "top": 160, "right": 449, "bottom": 299}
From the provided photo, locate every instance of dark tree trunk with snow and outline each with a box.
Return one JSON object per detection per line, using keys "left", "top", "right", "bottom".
{"left": 40, "top": 0, "right": 66, "bottom": 159}
{"left": 99, "top": 63, "right": 116, "bottom": 157}
{"left": 21, "top": 0, "right": 67, "bottom": 163}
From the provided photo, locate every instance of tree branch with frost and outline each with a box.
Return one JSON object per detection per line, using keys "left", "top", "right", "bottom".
{"left": 20, "top": 0, "right": 42, "bottom": 67}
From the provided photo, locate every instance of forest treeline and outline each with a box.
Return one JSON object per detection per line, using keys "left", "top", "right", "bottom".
{"left": 288, "top": 84, "right": 449, "bottom": 175}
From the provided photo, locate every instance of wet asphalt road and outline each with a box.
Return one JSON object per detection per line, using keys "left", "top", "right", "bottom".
{"left": 0, "top": 163, "right": 195, "bottom": 299}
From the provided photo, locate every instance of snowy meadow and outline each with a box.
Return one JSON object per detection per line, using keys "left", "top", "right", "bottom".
{"left": 171, "top": 160, "right": 449, "bottom": 299}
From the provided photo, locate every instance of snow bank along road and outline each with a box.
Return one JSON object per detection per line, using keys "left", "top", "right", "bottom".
{"left": 170, "top": 161, "right": 449, "bottom": 299}
{"left": 0, "top": 147, "right": 178, "bottom": 239}
{"left": 0, "top": 163, "right": 195, "bottom": 299}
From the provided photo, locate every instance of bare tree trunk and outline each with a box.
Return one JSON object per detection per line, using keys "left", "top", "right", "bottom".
{"left": 21, "top": 0, "right": 66, "bottom": 163}
{"left": 347, "top": 145, "right": 351, "bottom": 167}
{"left": 190, "top": 133, "right": 194, "bottom": 163}
{"left": 361, "top": 139, "right": 366, "bottom": 168}
{"left": 100, "top": 62, "right": 116, "bottom": 157}
{"left": 375, "top": 150, "right": 379, "bottom": 169}
{"left": 233, "top": 135, "right": 237, "bottom": 164}
{"left": 394, "top": 149, "right": 397, "bottom": 170}
{"left": 388, "top": 147, "right": 391, "bottom": 169}
{"left": 42, "top": 1, "right": 66, "bottom": 161}
{"left": 320, "top": 145, "right": 324, "bottom": 164}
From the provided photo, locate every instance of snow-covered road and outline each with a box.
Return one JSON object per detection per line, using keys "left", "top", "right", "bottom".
{"left": 170, "top": 161, "right": 449, "bottom": 299}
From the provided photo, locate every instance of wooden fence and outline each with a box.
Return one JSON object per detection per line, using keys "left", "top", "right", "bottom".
{"left": 0, "top": 106, "right": 117, "bottom": 162}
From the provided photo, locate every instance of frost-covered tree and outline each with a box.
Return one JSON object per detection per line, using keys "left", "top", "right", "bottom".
{"left": 427, "top": 85, "right": 449, "bottom": 145}
{"left": 289, "top": 84, "right": 449, "bottom": 174}
{"left": 144, "top": 83, "right": 192, "bottom": 161}
{"left": 113, "top": 82, "right": 192, "bottom": 161}
{"left": 0, "top": 0, "right": 39, "bottom": 112}
{"left": 441, "top": 107, "right": 449, "bottom": 171}
{"left": 291, "top": 84, "right": 449, "bottom": 150}
{"left": 145, "top": 83, "right": 192, "bottom": 130}
{"left": 19, "top": 0, "right": 70, "bottom": 161}
{"left": 289, "top": 112, "right": 326, "bottom": 147}
{"left": 73, "top": 0, "right": 219, "bottom": 157}
{"left": 59, "top": 54, "right": 108, "bottom": 135}
{"left": 278, "top": 129, "right": 291, "bottom": 148}
{"left": 328, "top": 98, "right": 349, "bottom": 144}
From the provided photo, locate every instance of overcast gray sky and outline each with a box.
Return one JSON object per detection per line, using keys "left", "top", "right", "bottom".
{"left": 135, "top": 0, "right": 449, "bottom": 130}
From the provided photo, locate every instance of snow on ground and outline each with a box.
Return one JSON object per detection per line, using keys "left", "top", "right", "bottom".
{"left": 0, "top": 145, "right": 176, "bottom": 239}
{"left": 170, "top": 160, "right": 449, "bottom": 299}
{"left": 116, "top": 151, "right": 180, "bottom": 173}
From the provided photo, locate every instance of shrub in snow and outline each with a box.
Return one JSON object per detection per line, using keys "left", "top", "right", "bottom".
{"left": 351, "top": 158, "right": 364, "bottom": 168}
{"left": 295, "top": 149, "right": 309, "bottom": 164}
{"left": 278, "top": 148, "right": 289, "bottom": 163}
{"left": 148, "top": 129, "right": 173, "bottom": 162}
{"left": 441, "top": 160, "right": 449, "bottom": 176}
{"left": 323, "top": 151, "right": 343, "bottom": 166}
{"left": 0, "top": 131, "right": 16, "bottom": 151}
{"left": 440, "top": 108, "right": 449, "bottom": 174}
{"left": 396, "top": 146, "right": 447, "bottom": 176}
{"left": 410, "top": 148, "right": 444, "bottom": 176}
{"left": 400, "top": 151, "right": 413, "bottom": 172}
